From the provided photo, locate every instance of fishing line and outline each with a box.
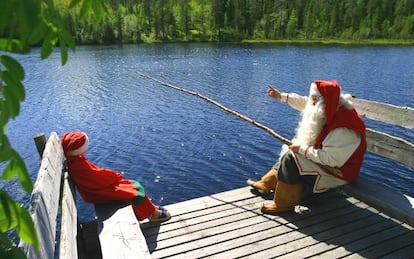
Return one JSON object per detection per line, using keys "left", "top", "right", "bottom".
{"left": 134, "top": 70, "right": 292, "bottom": 146}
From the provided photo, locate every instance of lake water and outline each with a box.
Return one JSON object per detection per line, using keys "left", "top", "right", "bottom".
{"left": 5, "top": 43, "right": 414, "bottom": 222}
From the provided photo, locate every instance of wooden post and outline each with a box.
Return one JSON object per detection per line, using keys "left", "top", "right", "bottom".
{"left": 34, "top": 133, "right": 47, "bottom": 158}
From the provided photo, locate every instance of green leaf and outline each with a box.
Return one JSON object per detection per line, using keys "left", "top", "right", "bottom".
{"left": 0, "top": 39, "right": 30, "bottom": 54}
{"left": 0, "top": 133, "right": 12, "bottom": 162}
{"left": 0, "top": 1, "right": 13, "bottom": 33}
{"left": 91, "top": 0, "right": 104, "bottom": 20}
{"left": 1, "top": 71, "right": 25, "bottom": 101}
{"left": 60, "top": 28, "right": 76, "bottom": 52}
{"left": 68, "top": 0, "right": 82, "bottom": 9}
{"left": 15, "top": 205, "right": 39, "bottom": 249}
{"left": 59, "top": 39, "right": 68, "bottom": 65}
{"left": 1, "top": 149, "right": 32, "bottom": 192}
{"left": 1, "top": 161, "right": 17, "bottom": 180}
{"left": 0, "top": 107, "right": 9, "bottom": 131}
{"left": 79, "top": 0, "right": 92, "bottom": 19}
{"left": 0, "top": 103, "right": 9, "bottom": 133}
{"left": 13, "top": 152, "right": 32, "bottom": 193}
{"left": 3, "top": 246, "right": 27, "bottom": 259}
{"left": 2, "top": 88, "right": 20, "bottom": 118}
{"left": 40, "top": 29, "right": 57, "bottom": 60}
{"left": 17, "top": 0, "right": 41, "bottom": 40}
{"left": 0, "top": 191, "right": 18, "bottom": 232}
{"left": 28, "top": 19, "right": 48, "bottom": 45}
{"left": 1, "top": 55, "right": 25, "bottom": 81}
{"left": 0, "top": 191, "right": 38, "bottom": 250}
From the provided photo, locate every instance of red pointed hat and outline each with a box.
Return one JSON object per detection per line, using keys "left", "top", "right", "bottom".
{"left": 313, "top": 80, "right": 341, "bottom": 125}
{"left": 62, "top": 131, "right": 89, "bottom": 157}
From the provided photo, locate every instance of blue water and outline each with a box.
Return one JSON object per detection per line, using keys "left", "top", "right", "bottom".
{"left": 4, "top": 43, "right": 414, "bottom": 222}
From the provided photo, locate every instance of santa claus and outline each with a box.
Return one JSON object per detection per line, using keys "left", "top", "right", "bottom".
{"left": 247, "top": 80, "right": 366, "bottom": 214}
{"left": 61, "top": 131, "right": 171, "bottom": 223}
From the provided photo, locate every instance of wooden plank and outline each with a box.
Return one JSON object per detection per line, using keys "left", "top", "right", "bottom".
{"left": 160, "top": 186, "right": 257, "bottom": 216}
{"left": 145, "top": 190, "right": 345, "bottom": 257}
{"left": 365, "top": 128, "right": 414, "bottom": 168}
{"left": 146, "top": 204, "right": 269, "bottom": 253}
{"left": 341, "top": 176, "right": 414, "bottom": 227}
{"left": 59, "top": 172, "right": 78, "bottom": 259}
{"left": 315, "top": 224, "right": 413, "bottom": 258}
{"left": 348, "top": 230, "right": 414, "bottom": 258}
{"left": 143, "top": 196, "right": 266, "bottom": 242}
{"left": 142, "top": 187, "right": 414, "bottom": 258}
{"left": 19, "top": 132, "right": 64, "bottom": 259}
{"left": 276, "top": 215, "right": 396, "bottom": 258}
{"left": 95, "top": 202, "right": 151, "bottom": 259}
{"left": 379, "top": 233, "right": 414, "bottom": 258}
{"left": 209, "top": 200, "right": 372, "bottom": 259}
{"left": 352, "top": 98, "right": 414, "bottom": 129}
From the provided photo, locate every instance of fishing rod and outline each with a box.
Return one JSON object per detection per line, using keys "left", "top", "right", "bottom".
{"left": 134, "top": 70, "right": 292, "bottom": 146}
{"left": 135, "top": 71, "right": 344, "bottom": 177}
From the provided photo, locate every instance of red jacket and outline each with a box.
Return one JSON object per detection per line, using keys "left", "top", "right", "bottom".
{"left": 66, "top": 155, "right": 144, "bottom": 204}
{"left": 315, "top": 106, "right": 367, "bottom": 182}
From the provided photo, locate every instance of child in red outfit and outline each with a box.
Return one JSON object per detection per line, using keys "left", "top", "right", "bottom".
{"left": 61, "top": 131, "right": 171, "bottom": 223}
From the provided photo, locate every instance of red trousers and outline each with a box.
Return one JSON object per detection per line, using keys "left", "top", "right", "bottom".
{"left": 132, "top": 195, "right": 156, "bottom": 220}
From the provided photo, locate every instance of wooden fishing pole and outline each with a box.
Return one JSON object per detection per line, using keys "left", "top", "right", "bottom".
{"left": 134, "top": 71, "right": 292, "bottom": 146}
{"left": 135, "top": 71, "right": 345, "bottom": 177}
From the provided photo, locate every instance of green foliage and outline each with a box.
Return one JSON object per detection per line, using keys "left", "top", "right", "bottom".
{"left": 0, "top": 0, "right": 103, "bottom": 258}
{"left": 0, "top": 190, "right": 38, "bottom": 248}
{"left": 65, "top": 0, "right": 414, "bottom": 44}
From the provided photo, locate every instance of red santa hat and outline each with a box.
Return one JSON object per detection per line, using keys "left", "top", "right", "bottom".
{"left": 312, "top": 80, "right": 341, "bottom": 125}
{"left": 61, "top": 131, "right": 89, "bottom": 157}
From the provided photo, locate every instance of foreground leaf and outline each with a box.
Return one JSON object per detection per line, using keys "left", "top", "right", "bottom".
{"left": 0, "top": 39, "right": 30, "bottom": 54}
{"left": 0, "top": 191, "right": 38, "bottom": 249}
{"left": 1, "top": 56, "right": 25, "bottom": 81}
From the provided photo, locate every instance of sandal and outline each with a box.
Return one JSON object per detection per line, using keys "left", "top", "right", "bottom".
{"left": 149, "top": 206, "right": 171, "bottom": 223}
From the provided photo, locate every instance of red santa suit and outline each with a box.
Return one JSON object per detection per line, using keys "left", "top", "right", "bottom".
{"left": 61, "top": 132, "right": 156, "bottom": 221}
{"left": 281, "top": 80, "right": 367, "bottom": 193}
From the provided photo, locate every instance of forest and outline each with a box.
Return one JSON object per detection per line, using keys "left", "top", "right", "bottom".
{"left": 60, "top": 0, "right": 414, "bottom": 44}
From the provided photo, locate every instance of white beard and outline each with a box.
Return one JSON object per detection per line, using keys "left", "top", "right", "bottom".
{"left": 279, "top": 99, "right": 326, "bottom": 158}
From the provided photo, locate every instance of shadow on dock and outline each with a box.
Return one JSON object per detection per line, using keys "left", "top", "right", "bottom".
{"left": 141, "top": 187, "right": 414, "bottom": 258}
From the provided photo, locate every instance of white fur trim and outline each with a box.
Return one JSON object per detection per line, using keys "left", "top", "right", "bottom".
{"left": 339, "top": 94, "right": 354, "bottom": 110}
{"left": 68, "top": 135, "right": 89, "bottom": 156}
{"left": 309, "top": 82, "right": 321, "bottom": 97}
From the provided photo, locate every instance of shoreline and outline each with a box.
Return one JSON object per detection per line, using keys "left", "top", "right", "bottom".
{"left": 241, "top": 39, "right": 414, "bottom": 46}
{"left": 75, "top": 38, "right": 414, "bottom": 46}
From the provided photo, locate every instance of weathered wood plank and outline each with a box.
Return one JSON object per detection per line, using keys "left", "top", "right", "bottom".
{"left": 341, "top": 176, "right": 414, "bottom": 227}
{"left": 365, "top": 128, "right": 414, "bottom": 168}
{"left": 353, "top": 98, "right": 414, "bottom": 129}
{"left": 278, "top": 215, "right": 396, "bottom": 258}
{"left": 378, "top": 233, "right": 414, "bottom": 258}
{"left": 142, "top": 187, "right": 414, "bottom": 258}
{"left": 158, "top": 187, "right": 257, "bottom": 216}
{"left": 347, "top": 230, "right": 414, "bottom": 258}
{"left": 207, "top": 200, "right": 372, "bottom": 259}
{"left": 59, "top": 172, "right": 78, "bottom": 259}
{"left": 143, "top": 196, "right": 265, "bottom": 241}
{"left": 95, "top": 202, "right": 151, "bottom": 259}
{"left": 316, "top": 224, "right": 414, "bottom": 258}
{"left": 19, "top": 132, "right": 64, "bottom": 259}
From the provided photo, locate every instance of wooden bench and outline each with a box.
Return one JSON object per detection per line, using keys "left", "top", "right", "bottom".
{"left": 340, "top": 98, "right": 414, "bottom": 227}
{"left": 18, "top": 132, "right": 150, "bottom": 258}
{"left": 94, "top": 202, "right": 151, "bottom": 258}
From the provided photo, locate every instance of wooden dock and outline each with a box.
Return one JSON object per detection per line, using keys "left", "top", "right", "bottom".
{"left": 20, "top": 97, "right": 413, "bottom": 259}
{"left": 141, "top": 186, "right": 414, "bottom": 258}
